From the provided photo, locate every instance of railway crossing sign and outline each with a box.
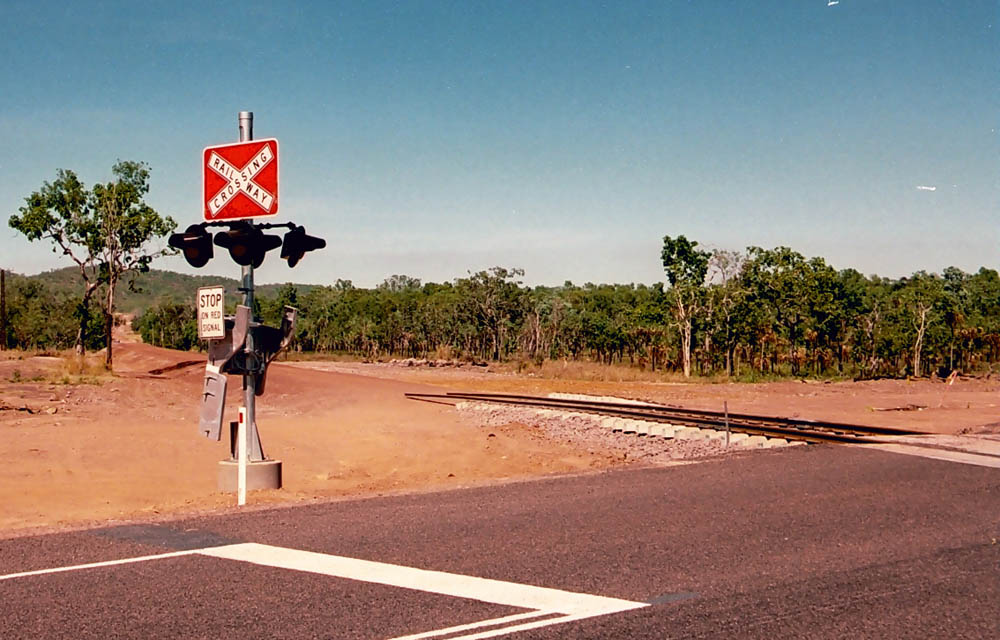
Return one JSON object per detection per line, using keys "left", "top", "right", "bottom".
{"left": 203, "top": 139, "right": 279, "bottom": 221}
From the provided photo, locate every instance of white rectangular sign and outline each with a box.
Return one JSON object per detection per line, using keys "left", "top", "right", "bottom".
{"left": 197, "top": 286, "right": 226, "bottom": 340}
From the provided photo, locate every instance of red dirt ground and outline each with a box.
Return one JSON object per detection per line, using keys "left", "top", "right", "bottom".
{"left": 1, "top": 342, "right": 997, "bottom": 536}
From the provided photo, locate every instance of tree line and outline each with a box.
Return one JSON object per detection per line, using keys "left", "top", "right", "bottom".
{"left": 133, "top": 238, "right": 1000, "bottom": 380}
{"left": 9, "top": 163, "right": 997, "bottom": 380}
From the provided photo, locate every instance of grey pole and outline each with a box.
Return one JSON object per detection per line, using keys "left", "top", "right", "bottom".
{"left": 238, "top": 111, "right": 253, "bottom": 143}
{"left": 724, "top": 401, "right": 730, "bottom": 448}
{"left": 217, "top": 111, "right": 280, "bottom": 496}
{"left": 238, "top": 111, "right": 263, "bottom": 462}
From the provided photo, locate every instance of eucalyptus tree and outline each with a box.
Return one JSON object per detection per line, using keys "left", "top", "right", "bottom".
{"left": 9, "top": 161, "right": 175, "bottom": 366}
{"left": 661, "top": 235, "right": 710, "bottom": 377}
{"left": 742, "top": 247, "right": 833, "bottom": 375}
{"left": 378, "top": 275, "right": 423, "bottom": 356}
{"left": 133, "top": 301, "right": 197, "bottom": 351}
{"left": 706, "top": 249, "right": 745, "bottom": 375}
{"left": 455, "top": 267, "right": 527, "bottom": 360}
{"left": 832, "top": 268, "right": 870, "bottom": 374}
{"left": 4, "top": 278, "right": 82, "bottom": 350}
{"left": 962, "top": 268, "right": 1000, "bottom": 367}
{"left": 521, "top": 286, "right": 564, "bottom": 362}
{"left": 630, "top": 283, "right": 669, "bottom": 370}
{"left": 91, "top": 162, "right": 176, "bottom": 366}
{"left": 941, "top": 267, "right": 969, "bottom": 371}
{"left": 9, "top": 169, "right": 100, "bottom": 355}
{"left": 889, "top": 272, "right": 947, "bottom": 377}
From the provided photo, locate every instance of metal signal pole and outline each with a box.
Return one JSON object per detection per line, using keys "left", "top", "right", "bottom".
{"left": 234, "top": 111, "right": 275, "bottom": 505}
{"left": 237, "top": 110, "right": 264, "bottom": 465}
{"left": 196, "top": 112, "right": 285, "bottom": 500}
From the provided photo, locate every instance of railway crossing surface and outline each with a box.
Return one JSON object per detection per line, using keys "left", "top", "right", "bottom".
{"left": 2, "top": 445, "right": 998, "bottom": 638}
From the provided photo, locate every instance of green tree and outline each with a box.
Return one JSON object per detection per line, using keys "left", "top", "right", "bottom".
{"left": 4, "top": 278, "right": 89, "bottom": 350}
{"left": 741, "top": 247, "right": 815, "bottom": 375}
{"left": 9, "top": 162, "right": 175, "bottom": 366}
{"left": 92, "top": 161, "right": 176, "bottom": 366}
{"left": 260, "top": 282, "right": 300, "bottom": 327}
{"left": 455, "top": 267, "right": 527, "bottom": 360}
{"left": 661, "top": 235, "right": 709, "bottom": 377}
{"left": 133, "top": 301, "right": 198, "bottom": 351}
{"left": 892, "top": 272, "right": 947, "bottom": 377}
{"left": 706, "top": 249, "right": 745, "bottom": 376}
{"left": 9, "top": 170, "right": 100, "bottom": 355}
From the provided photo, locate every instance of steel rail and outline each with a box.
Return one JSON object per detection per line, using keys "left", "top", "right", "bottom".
{"left": 404, "top": 391, "right": 924, "bottom": 445}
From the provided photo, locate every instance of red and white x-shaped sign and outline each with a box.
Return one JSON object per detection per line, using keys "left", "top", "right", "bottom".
{"left": 202, "top": 139, "right": 279, "bottom": 221}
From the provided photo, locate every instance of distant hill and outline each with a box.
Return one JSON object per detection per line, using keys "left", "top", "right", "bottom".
{"left": 15, "top": 267, "right": 322, "bottom": 314}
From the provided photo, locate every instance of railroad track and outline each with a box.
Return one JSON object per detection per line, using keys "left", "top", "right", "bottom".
{"left": 404, "top": 391, "right": 924, "bottom": 445}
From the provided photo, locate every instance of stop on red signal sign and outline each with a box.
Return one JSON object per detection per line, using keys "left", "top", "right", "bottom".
{"left": 203, "top": 139, "right": 279, "bottom": 221}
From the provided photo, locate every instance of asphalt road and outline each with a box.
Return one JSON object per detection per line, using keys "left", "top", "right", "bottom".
{"left": 2, "top": 445, "right": 998, "bottom": 639}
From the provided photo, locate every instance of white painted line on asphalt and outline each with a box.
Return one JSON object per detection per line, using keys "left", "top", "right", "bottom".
{"left": 861, "top": 443, "right": 1000, "bottom": 469}
{"left": 428, "top": 610, "right": 630, "bottom": 640}
{"left": 2, "top": 542, "right": 646, "bottom": 639}
{"left": 0, "top": 549, "right": 197, "bottom": 582}
{"left": 199, "top": 542, "right": 647, "bottom": 616}
{"left": 389, "top": 611, "right": 557, "bottom": 640}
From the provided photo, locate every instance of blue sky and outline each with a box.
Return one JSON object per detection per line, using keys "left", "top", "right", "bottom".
{"left": 1, "top": 1, "right": 996, "bottom": 287}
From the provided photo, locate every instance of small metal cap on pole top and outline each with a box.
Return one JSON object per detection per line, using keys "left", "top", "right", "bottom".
{"left": 238, "top": 111, "right": 253, "bottom": 143}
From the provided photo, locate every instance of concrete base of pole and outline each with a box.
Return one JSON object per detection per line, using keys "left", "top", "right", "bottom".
{"left": 218, "top": 459, "right": 282, "bottom": 492}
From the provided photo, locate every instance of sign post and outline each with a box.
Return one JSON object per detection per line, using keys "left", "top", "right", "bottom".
{"left": 181, "top": 111, "right": 320, "bottom": 502}
{"left": 208, "top": 111, "right": 283, "bottom": 500}
{"left": 237, "top": 111, "right": 263, "bottom": 478}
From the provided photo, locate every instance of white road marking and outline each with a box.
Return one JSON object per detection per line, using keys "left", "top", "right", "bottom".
{"left": 0, "top": 549, "right": 197, "bottom": 582}
{"left": 200, "top": 542, "right": 646, "bottom": 617}
{"left": 2, "top": 542, "right": 647, "bottom": 639}
{"left": 399, "top": 610, "right": 639, "bottom": 640}
{"left": 389, "top": 611, "right": 557, "bottom": 640}
{"left": 862, "top": 443, "right": 1000, "bottom": 468}
{"left": 393, "top": 611, "right": 622, "bottom": 640}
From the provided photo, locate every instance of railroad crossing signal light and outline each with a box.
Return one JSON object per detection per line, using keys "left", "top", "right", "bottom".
{"left": 213, "top": 222, "right": 283, "bottom": 268}
{"left": 280, "top": 225, "right": 326, "bottom": 268}
{"left": 168, "top": 224, "right": 214, "bottom": 268}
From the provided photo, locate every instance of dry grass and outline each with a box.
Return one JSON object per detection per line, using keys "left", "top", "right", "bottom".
{"left": 58, "top": 353, "right": 111, "bottom": 378}
{"left": 279, "top": 350, "right": 359, "bottom": 363}
{"left": 0, "top": 349, "right": 110, "bottom": 385}
{"left": 0, "top": 348, "right": 62, "bottom": 362}
{"left": 496, "top": 358, "right": 694, "bottom": 384}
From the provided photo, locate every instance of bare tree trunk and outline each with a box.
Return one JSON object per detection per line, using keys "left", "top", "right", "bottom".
{"left": 681, "top": 319, "right": 692, "bottom": 377}
{"left": 75, "top": 281, "right": 100, "bottom": 357}
{"left": 105, "top": 275, "right": 117, "bottom": 369}
{"left": 912, "top": 304, "right": 929, "bottom": 377}
{"left": 674, "top": 296, "right": 694, "bottom": 378}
